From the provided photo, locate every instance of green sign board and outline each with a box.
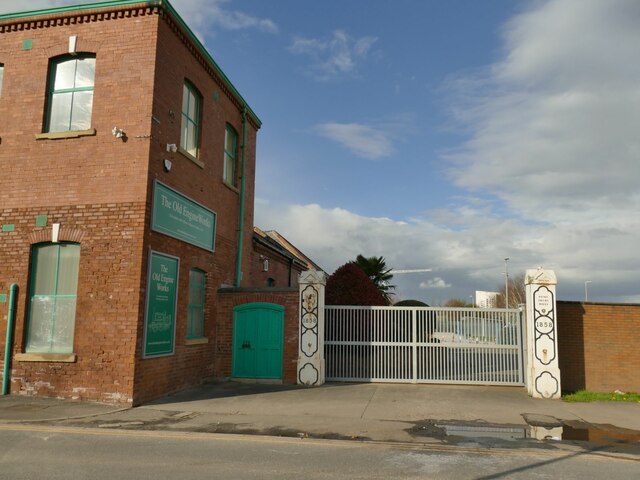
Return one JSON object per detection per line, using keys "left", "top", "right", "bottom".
{"left": 144, "top": 251, "right": 179, "bottom": 357}
{"left": 152, "top": 181, "right": 216, "bottom": 251}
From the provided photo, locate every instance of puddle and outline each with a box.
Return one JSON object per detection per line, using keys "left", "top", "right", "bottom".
{"left": 408, "top": 421, "right": 533, "bottom": 446}
{"left": 408, "top": 419, "right": 640, "bottom": 448}
{"left": 560, "top": 423, "right": 640, "bottom": 444}
{"left": 191, "top": 423, "right": 371, "bottom": 441}
{"left": 523, "top": 413, "right": 640, "bottom": 444}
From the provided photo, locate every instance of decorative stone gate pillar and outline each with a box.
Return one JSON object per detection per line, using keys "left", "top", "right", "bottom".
{"left": 297, "top": 270, "right": 327, "bottom": 386}
{"left": 525, "top": 267, "right": 561, "bottom": 399}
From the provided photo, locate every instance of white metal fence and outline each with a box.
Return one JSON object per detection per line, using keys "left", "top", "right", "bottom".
{"left": 325, "top": 306, "right": 524, "bottom": 385}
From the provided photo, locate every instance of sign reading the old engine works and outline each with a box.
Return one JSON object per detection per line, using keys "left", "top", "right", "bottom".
{"left": 144, "top": 251, "right": 179, "bottom": 357}
{"left": 151, "top": 181, "right": 216, "bottom": 251}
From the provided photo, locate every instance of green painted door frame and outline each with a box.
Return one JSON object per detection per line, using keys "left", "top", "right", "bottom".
{"left": 232, "top": 303, "right": 284, "bottom": 379}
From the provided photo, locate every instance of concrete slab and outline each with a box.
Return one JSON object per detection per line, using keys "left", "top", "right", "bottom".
{"left": 145, "top": 382, "right": 378, "bottom": 419}
{"left": 0, "top": 395, "right": 124, "bottom": 422}
{"left": 2, "top": 382, "right": 639, "bottom": 458}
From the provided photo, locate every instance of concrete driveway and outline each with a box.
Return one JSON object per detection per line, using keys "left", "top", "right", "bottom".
{"left": 2, "top": 381, "right": 639, "bottom": 457}
{"left": 144, "top": 381, "right": 640, "bottom": 430}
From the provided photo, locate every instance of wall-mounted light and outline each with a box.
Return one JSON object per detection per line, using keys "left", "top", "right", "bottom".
{"left": 163, "top": 159, "right": 172, "bottom": 172}
{"left": 112, "top": 127, "right": 125, "bottom": 139}
{"left": 166, "top": 143, "right": 177, "bottom": 152}
{"left": 259, "top": 255, "right": 270, "bottom": 272}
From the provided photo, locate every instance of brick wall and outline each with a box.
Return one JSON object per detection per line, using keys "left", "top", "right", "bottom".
{"left": 0, "top": 9, "right": 157, "bottom": 405}
{"left": 557, "top": 301, "right": 640, "bottom": 393}
{"left": 148, "top": 13, "right": 258, "bottom": 286}
{"left": 250, "top": 241, "right": 306, "bottom": 289}
{"left": 0, "top": 203, "right": 146, "bottom": 404}
{"left": 131, "top": 11, "right": 259, "bottom": 406}
{"left": 0, "top": 8, "right": 158, "bottom": 209}
{"left": 215, "top": 289, "right": 300, "bottom": 384}
{"left": 1, "top": 5, "right": 261, "bottom": 406}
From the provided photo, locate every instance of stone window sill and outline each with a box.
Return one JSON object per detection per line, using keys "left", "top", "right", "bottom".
{"left": 15, "top": 352, "right": 77, "bottom": 363}
{"left": 36, "top": 129, "right": 96, "bottom": 140}
{"left": 178, "top": 147, "right": 204, "bottom": 169}
{"left": 223, "top": 180, "right": 239, "bottom": 194}
{"left": 184, "top": 337, "right": 209, "bottom": 346}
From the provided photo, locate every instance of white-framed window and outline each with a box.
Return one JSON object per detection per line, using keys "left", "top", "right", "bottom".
{"left": 26, "top": 242, "right": 81, "bottom": 354}
{"left": 46, "top": 55, "right": 96, "bottom": 132}
{"left": 180, "top": 81, "right": 201, "bottom": 158}
{"left": 223, "top": 124, "right": 238, "bottom": 187}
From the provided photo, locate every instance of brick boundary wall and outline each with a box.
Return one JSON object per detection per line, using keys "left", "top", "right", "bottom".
{"left": 0, "top": 203, "right": 146, "bottom": 405}
{"left": 215, "top": 288, "right": 299, "bottom": 384}
{"left": 557, "top": 301, "right": 640, "bottom": 393}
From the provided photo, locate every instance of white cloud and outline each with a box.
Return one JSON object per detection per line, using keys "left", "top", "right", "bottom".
{"left": 445, "top": 0, "right": 640, "bottom": 225}
{"left": 289, "top": 38, "right": 326, "bottom": 55}
{"left": 255, "top": 201, "right": 640, "bottom": 303}
{"left": 315, "top": 122, "right": 394, "bottom": 160}
{"left": 419, "top": 278, "right": 451, "bottom": 289}
{"left": 430, "top": 0, "right": 640, "bottom": 302}
{"left": 288, "top": 30, "right": 377, "bottom": 80}
{"left": 174, "top": 0, "right": 278, "bottom": 34}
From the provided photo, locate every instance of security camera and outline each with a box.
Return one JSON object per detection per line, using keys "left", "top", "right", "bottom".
{"left": 163, "top": 159, "right": 172, "bottom": 172}
{"left": 166, "top": 143, "right": 177, "bottom": 152}
{"left": 112, "top": 127, "right": 125, "bottom": 138}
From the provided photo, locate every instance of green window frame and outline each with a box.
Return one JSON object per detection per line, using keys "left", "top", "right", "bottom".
{"left": 0, "top": 63, "right": 4, "bottom": 96}
{"left": 26, "top": 242, "right": 81, "bottom": 354}
{"left": 187, "top": 268, "right": 206, "bottom": 339}
{"left": 223, "top": 124, "right": 238, "bottom": 187}
{"left": 181, "top": 81, "right": 201, "bottom": 158}
{"left": 46, "top": 55, "right": 96, "bottom": 132}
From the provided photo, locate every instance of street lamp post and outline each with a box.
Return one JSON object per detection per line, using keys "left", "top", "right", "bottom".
{"left": 584, "top": 281, "right": 592, "bottom": 302}
{"left": 504, "top": 258, "right": 510, "bottom": 309}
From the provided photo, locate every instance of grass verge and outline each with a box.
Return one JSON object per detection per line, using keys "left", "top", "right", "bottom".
{"left": 562, "top": 390, "right": 640, "bottom": 403}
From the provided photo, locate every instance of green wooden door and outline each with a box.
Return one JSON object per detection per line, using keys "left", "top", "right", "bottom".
{"left": 232, "top": 303, "right": 284, "bottom": 379}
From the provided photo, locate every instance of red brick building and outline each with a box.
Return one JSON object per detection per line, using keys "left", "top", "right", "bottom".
{"left": 251, "top": 227, "right": 321, "bottom": 289}
{"left": 0, "top": 0, "right": 263, "bottom": 405}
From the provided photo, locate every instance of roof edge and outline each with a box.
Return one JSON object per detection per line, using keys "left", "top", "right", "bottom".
{"left": 0, "top": 0, "right": 152, "bottom": 21}
{"left": 253, "top": 233, "right": 307, "bottom": 269}
{"left": 0, "top": 0, "right": 262, "bottom": 128}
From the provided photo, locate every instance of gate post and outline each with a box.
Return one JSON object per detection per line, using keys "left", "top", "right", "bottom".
{"left": 524, "top": 267, "right": 561, "bottom": 399}
{"left": 297, "top": 270, "right": 327, "bottom": 386}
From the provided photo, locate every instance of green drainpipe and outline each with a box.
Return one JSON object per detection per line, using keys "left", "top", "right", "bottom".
{"left": 2, "top": 284, "right": 18, "bottom": 395}
{"left": 235, "top": 108, "right": 248, "bottom": 287}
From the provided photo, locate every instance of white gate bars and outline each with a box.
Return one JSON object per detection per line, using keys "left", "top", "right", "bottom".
{"left": 325, "top": 306, "right": 524, "bottom": 386}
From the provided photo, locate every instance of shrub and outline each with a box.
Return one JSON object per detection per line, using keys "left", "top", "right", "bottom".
{"left": 394, "top": 299, "right": 429, "bottom": 307}
{"left": 326, "top": 262, "right": 386, "bottom": 306}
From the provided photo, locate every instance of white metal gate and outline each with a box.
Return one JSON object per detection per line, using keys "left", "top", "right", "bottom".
{"left": 325, "top": 306, "right": 524, "bottom": 386}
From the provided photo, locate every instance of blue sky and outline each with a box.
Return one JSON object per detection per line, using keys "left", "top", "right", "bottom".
{"left": 6, "top": 0, "right": 640, "bottom": 304}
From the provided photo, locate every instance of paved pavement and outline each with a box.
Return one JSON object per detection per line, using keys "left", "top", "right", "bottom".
{"left": 1, "top": 381, "right": 639, "bottom": 458}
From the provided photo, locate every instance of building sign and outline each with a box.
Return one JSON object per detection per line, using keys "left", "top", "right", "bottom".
{"left": 144, "top": 251, "right": 179, "bottom": 357}
{"left": 151, "top": 181, "right": 216, "bottom": 251}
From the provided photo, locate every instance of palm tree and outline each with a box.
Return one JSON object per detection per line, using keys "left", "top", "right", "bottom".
{"left": 355, "top": 254, "right": 395, "bottom": 304}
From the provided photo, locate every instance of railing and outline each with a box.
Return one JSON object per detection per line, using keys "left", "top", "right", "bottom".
{"left": 325, "top": 306, "right": 524, "bottom": 385}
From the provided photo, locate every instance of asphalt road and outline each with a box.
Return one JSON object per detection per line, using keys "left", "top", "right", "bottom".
{"left": 0, "top": 425, "right": 637, "bottom": 479}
